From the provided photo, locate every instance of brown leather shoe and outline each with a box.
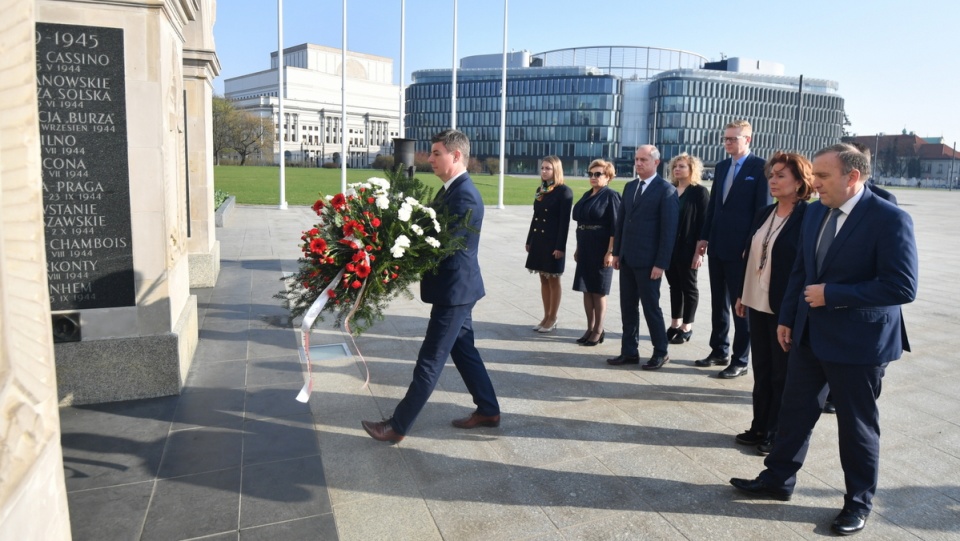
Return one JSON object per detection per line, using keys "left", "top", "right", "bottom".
{"left": 451, "top": 411, "right": 501, "bottom": 429}
{"left": 361, "top": 420, "right": 404, "bottom": 443}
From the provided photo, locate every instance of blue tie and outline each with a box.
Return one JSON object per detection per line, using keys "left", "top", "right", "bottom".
{"left": 816, "top": 208, "right": 840, "bottom": 273}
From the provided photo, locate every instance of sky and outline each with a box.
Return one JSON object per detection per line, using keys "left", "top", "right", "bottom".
{"left": 212, "top": 0, "right": 960, "bottom": 147}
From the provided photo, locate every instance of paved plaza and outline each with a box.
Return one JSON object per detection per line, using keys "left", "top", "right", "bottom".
{"left": 60, "top": 186, "right": 960, "bottom": 540}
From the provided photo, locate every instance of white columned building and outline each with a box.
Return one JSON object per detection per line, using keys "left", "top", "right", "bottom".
{"left": 225, "top": 43, "right": 401, "bottom": 168}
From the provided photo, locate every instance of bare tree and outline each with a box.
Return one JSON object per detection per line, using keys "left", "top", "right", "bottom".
{"left": 231, "top": 110, "right": 275, "bottom": 166}
{"left": 212, "top": 96, "right": 237, "bottom": 165}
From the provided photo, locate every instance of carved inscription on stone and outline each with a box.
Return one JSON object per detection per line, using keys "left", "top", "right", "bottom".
{"left": 36, "top": 23, "right": 135, "bottom": 310}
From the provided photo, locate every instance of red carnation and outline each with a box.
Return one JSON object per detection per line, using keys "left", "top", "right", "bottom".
{"left": 351, "top": 280, "right": 362, "bottom": 289}
{"left": 367, "top": 197, "right": 375, "bottom": 204}
{"left": 331, "top": 193, "right": 347, "bottom": 210}
{"left": 327, "top": 289, "right": 337, "bottom": 298}
{"left": 391, "top": 273, "right": 398, "bottom": 279}
{"left": 312, "top": 199, "right": 325, "bottom": 215}
{"left": 369, "top": 255, "right": 376, "bottom": 261}
{"left": 309, "top": 238, "right": 327, "bottom": 254}
{"left": 355, "top": 263, "right": 371, "bottom": 278}
{"left": 345, "top": 263, "right": 356, "bottom": 272}
{"left": 371, "top": 218, "right": 381, "bottom": 227}
{"left": 343, "top": 220, "right": 366, "bottom": 238}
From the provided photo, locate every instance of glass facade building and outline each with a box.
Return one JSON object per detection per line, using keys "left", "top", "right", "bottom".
{"left": 648, "top": 69, "right": 845, "bottom": 166}
{"left": 406, "top": 67, "right": 622, "bottom": 174}
{"left": 405, "top": 47, "right": 845, "bottom": 176}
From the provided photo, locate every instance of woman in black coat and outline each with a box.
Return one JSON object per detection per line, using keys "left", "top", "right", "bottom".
{"left": 733, "top": 152, "right": 814, "bottom": 455}
{"left": 664, "top": 153, "right": 710, "bottom": 344}
{"left": 526, "top": 155, "right": 573, "bottom": 333}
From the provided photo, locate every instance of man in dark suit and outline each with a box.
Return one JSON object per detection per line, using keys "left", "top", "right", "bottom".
{"left": 695, "top": 120, "right": 772, "bottom": 378}
{"left": 607, "top": 145, "right": 679, "bottom": 370}
{"left": 730, "top": 143, "right": 918, "bottom": 536}
{"left": 362, "top": 129, "right": 500, "bottom": 443}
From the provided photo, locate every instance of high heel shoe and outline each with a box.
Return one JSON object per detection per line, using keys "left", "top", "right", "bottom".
{"left": 581, "top": 330, "right": 604, "bottom": 347}
{"left": 576, "top": 331, "right": 591, "bottom": 344}
{"left": 666, "top": 326, "right": 681, "bottom": 341}
{"left": 537, "top": 320, "right": 558, "bottom": 333}
{"left": 670, "top": 329, "right": 692, "bottom": 344}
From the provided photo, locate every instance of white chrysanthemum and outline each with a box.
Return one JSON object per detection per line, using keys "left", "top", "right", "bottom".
{"left": 376, "top": 195, "right": 390, "bottom": 209}
{"left": 432, "top": 220, "right": 442, "bottom": 232}
{"left": 390, "top": 234, "right": 411, "bottom": 258}
{"left": 344, "top": 187, "right": 357, "bottom": 198}
{"left": 368, "top": 177, "right": 390, "bottom": 190}
{"left": 425, "top": 236, "right": 440, "bottom": 248}
{"left": 325, "top": 194, "right": 334, "bottom": 201}
{"left": 423, "top": 207, "right": 437, "bottom": 219}
{"left": 411, "top": 224, "right": 424, "bottom": 236}
{"left": 398, "top": 203, "right": 413, "bottom": 222}
{"left": 404, "top": 196, "right": 421, "bottom": 207}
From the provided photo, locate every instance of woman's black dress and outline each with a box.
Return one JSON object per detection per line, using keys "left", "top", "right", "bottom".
{"left": 525, "top": 184, "right": 574, "bottom": 275}
{"left": 571, "top": 187, "right": 621, "bottom": 294}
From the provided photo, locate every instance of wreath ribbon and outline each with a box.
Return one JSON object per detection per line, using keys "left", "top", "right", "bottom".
{"left": 296, "top": 252, "right": 373, "bottom": 403}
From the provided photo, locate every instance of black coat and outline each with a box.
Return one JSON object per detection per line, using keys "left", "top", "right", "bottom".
{"left": 525, "top": 185, "right": 573, "bottom": 274}
{"left": 669, "top": 183, "right": 709, "bottom": 271}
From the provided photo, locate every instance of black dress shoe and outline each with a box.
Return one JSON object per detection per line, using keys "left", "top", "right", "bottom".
{"left": 666, "top": 326, "right": 680, "bottom": 341}
{"left": 361, "top": 420, "right": 404, "bottom": 443}
{"left": 831, "top": 508, "right": 868, "bottom": 535}
{"left": 735, "top": 429, "right": 764, "bottom": 446}
{"left": 756, "top": 439, "right": 774, "bottom": 456}
{"left": 729, "top": 477, "right": 792, "bottom": 501}
{"left": 576, "top": 331, "right": 591, "bottom": 344}
{"left": 718, "top": 364, "right": 749, "bottom": 378}
{"left": 670, "top": 330, "right": 692, "bottom": 344}
{"left": 641, "top": 355, "right": 670, "bottom": 370}
{"left": 694, "top": 354, "right": 729, "bottom": 367}
{"left": 823, "top": 401, "right": 836, "bottom": 414}
{"left": 606, "top": 354, "right": 640, "bottom": 365}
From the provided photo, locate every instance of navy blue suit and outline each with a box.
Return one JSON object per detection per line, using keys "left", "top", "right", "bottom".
{"left": 760, "top": 188, "right": 918, "bottom": 513}
{"left": 613, "top": 175, "right": 679, "bottom": 357}
{"left": 701, "top": 153, "right": 772, "bottom": 365}
{"left": 390, "top": 171, "right": 499, "bottom": 435}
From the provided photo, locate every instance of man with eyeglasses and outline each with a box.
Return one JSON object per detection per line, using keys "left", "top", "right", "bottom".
{"left": 695, "top": 120, "right": 772, "bottom": 380}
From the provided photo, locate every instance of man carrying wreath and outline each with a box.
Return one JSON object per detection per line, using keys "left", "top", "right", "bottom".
{"left": 362, "top": 129, "right": 501, "bottom": 443}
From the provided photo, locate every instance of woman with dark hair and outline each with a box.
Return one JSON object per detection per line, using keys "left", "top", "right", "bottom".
{"left": 571, "top": 159, "right": 621, "bottom": 346}
{"left": 733, "top": 152, "right": 814, "bottom": 455}
{"left": 526, "top": 156, "right": 573, "bottom": 333}
{"left": 664, "top": 153, "right": 710, "bottom": 344}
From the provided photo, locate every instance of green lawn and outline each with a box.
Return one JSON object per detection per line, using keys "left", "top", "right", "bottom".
{"left": 214, "top": 165, "right": 611, "bottom": 206}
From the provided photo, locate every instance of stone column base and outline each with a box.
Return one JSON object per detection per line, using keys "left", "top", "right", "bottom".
{"left": 188, "top": 240, "right": 221, "bottom": 287}
{"left": 55, "top": 295, "right": 199, "bottom": 406}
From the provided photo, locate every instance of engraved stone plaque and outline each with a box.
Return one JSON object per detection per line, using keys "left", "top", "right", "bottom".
{"left": 36, "top": 23, "right": 135, "bottom": 310}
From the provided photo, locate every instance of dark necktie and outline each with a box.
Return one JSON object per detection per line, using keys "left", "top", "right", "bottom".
{"left": 433, "top": 186, "right": 446, "bottom": 203}
{"left": 816, "top": 208, "right": 841, "bottom": 273}
{"left": 633, "top": 180, "right": 646, "bottom": 202}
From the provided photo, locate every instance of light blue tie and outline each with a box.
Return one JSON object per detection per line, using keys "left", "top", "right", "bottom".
{"left": 722, "top": 160, "right": 737, "bottom": 203}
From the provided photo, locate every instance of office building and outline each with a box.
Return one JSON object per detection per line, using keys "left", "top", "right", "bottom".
{"left": 404, "top": 46, "right": 846, "bottom": 175}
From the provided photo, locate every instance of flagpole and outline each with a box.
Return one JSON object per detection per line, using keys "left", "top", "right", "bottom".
{"left": 277, "top": 0, "right": 287, "bottom": 209}
{"left": 340, "top": 0, "right": 347, "bottom": 193}
{"left": 399, "top": 0, "right": 406, "bottom": 138}
{"left": 497, "top": 0, "right": 508, "bottom": 209}
{"left": 451, "top": 0, "right": 457, "bottom": 129}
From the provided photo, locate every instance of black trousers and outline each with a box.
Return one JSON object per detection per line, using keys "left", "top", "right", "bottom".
{"left": 747, "top": 309, "right": 788, "bottom": 437}
{"left": 665, "top": 264, "right": 699, "bottom": 323}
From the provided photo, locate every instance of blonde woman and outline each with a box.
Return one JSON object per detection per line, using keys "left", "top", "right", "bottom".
{"left": 526, "top": 156, "right": 573, "bottom": 332}
{"left": 664, "top": 153, "right": 710, "bottom": 344}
